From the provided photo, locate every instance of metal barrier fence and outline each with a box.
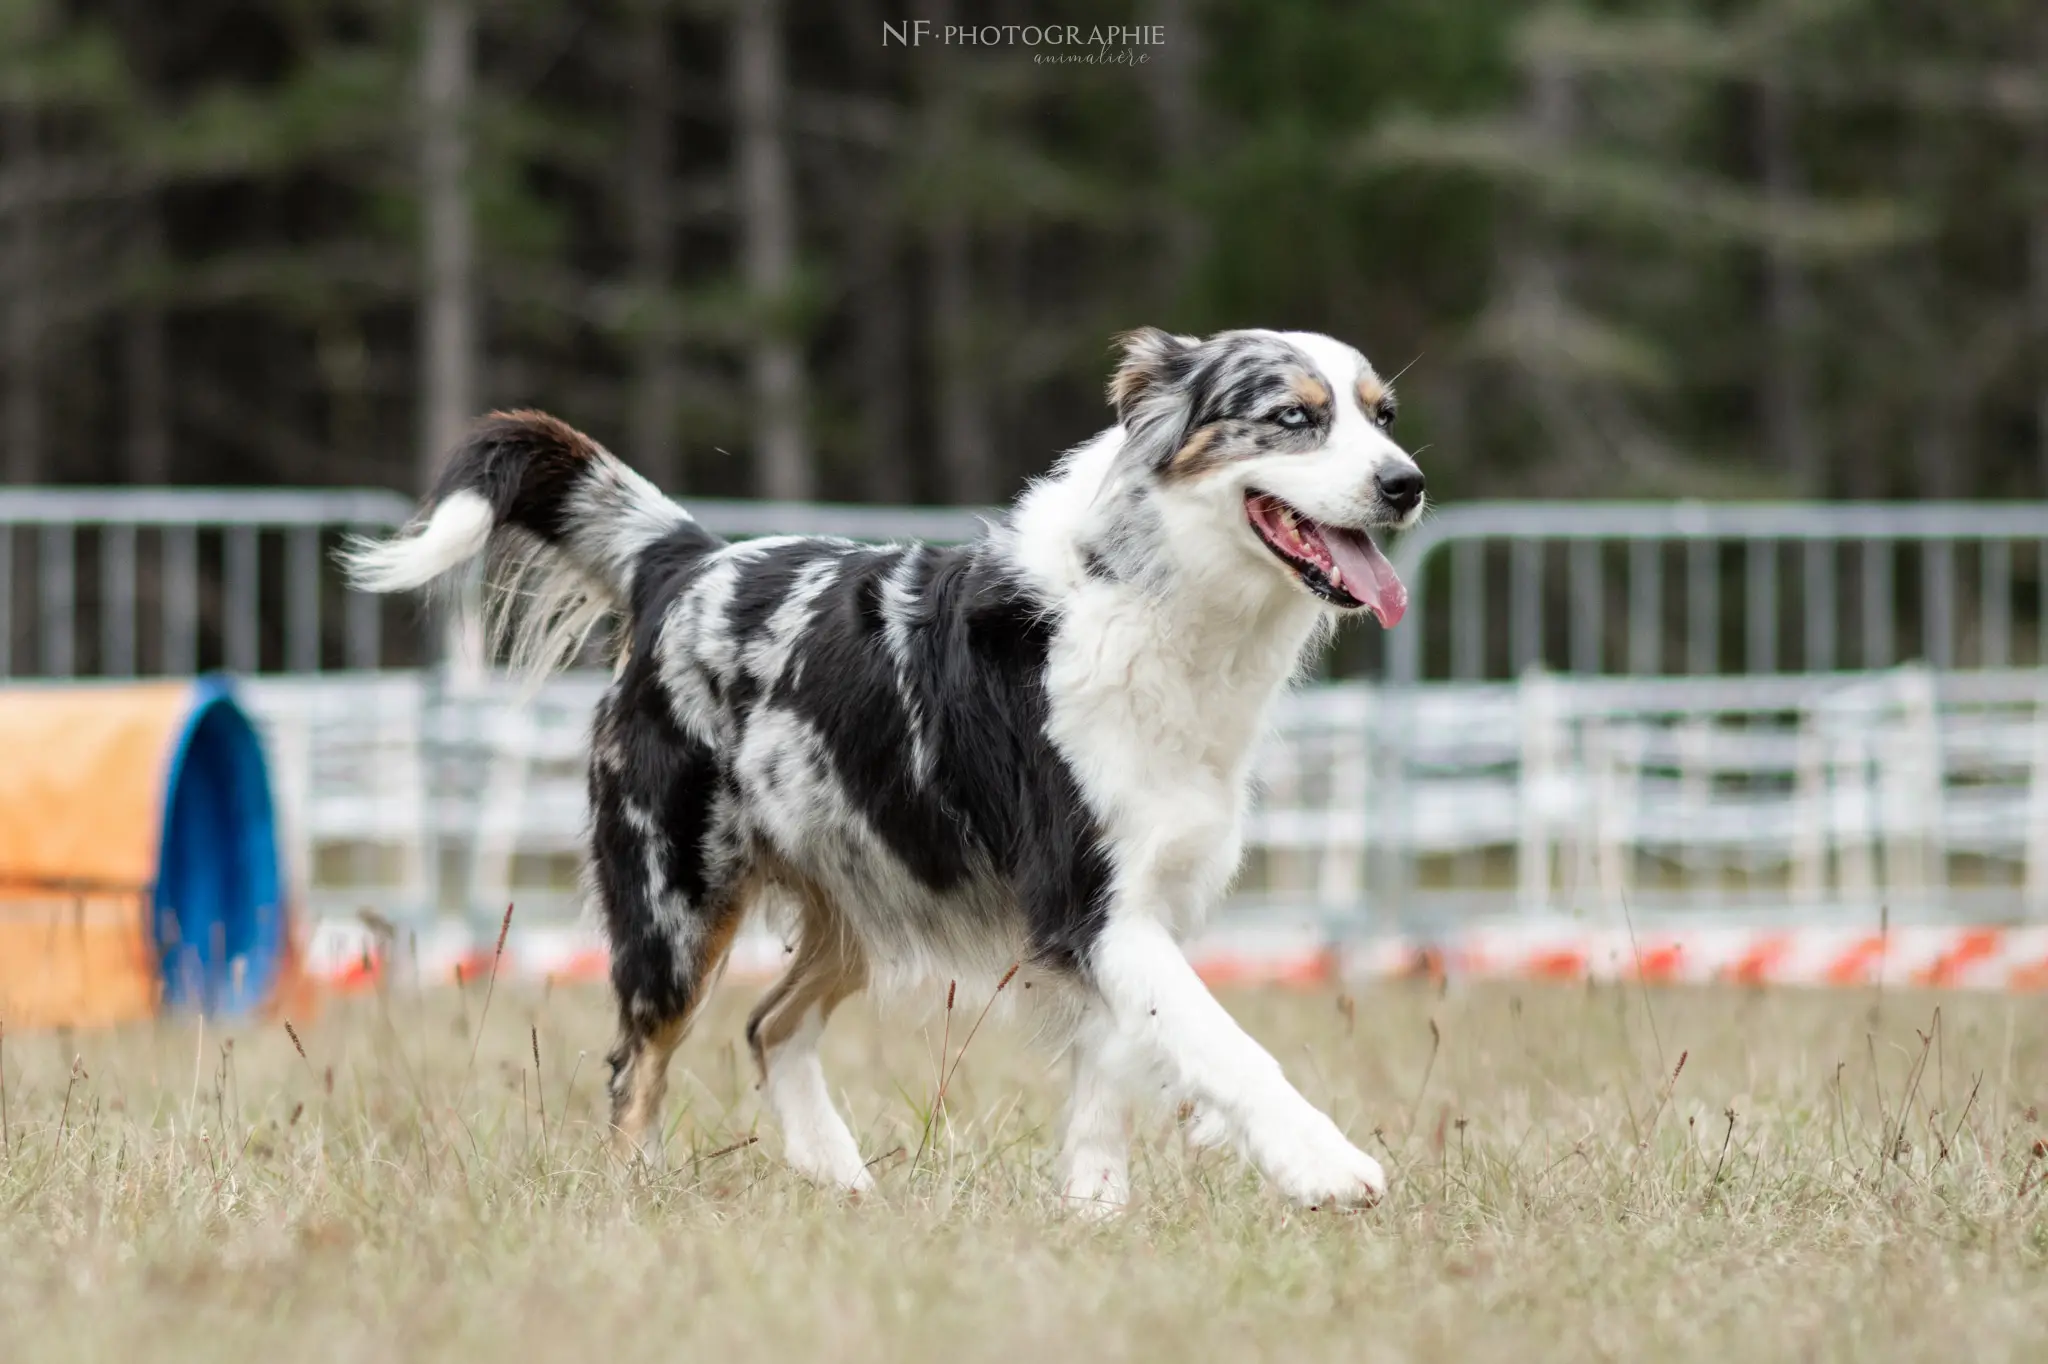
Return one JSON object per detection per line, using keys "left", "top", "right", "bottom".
{"left": 0, "top": 488, "right": 416, "bottom": 677}
{"left": 7, "top": 489, "right": 2043, "bottom": 682}
{"left": 0, "top": 488, "right": 990, "bottom": 679}
{"left": 239, "top": 665, "right": 2048, "bottom": 938}
{"left": 1304, "top": 667, "right": 2048, "bottom": 931}
{"left": 1386, "top": 502, "right": 2048, "bottom": 683}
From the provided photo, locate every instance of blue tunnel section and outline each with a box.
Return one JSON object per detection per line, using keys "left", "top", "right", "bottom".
{"left": 153, "top": 677, "right": 284, "bottom": 1015}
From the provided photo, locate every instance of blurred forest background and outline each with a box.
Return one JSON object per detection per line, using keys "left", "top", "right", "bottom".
{"left": 2, "top": 0, "right": 2047, "bottom": 507}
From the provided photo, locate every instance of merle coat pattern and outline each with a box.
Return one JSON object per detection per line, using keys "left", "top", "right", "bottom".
{"left": 346, "top": 327, "right": 1426, "bottom": 1210}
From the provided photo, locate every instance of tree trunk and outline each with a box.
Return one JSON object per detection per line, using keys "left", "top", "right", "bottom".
{"left": 930, "top": 209, "right": 993, "bottom": 504}
{"left": 834, "top": 0, "right": 911, "bottom": 503}
{"left": 1912, "top": 386, "right": 1964, "bottom": 500}
{"left": 126, "top": 204, "right": 170, "bottom": 484}
{"left": 1504, "top": 53, "right": 1598, "bottom": 478}
{"left": 851, "top": 199, "right": 912, "bottom": 502}
{"left": 1758, "top": 70, "right": 1819, "bottom": 496}
{"left": 120, "top": 0, "right": 169, "bottom": 487}
{"left": 920, "top": 0, "right": 992, "bottom": 504}
{"left": 626, "top": 0, "right": 681, "bottom": 492}
{"left": 1146, "top": 0, "right": 1201, "bottom": 305}
{"left": 419, "top": 0, "right": 477, "bottom": 485}
{"left": 4, "top": 99, "right": 41, "bottom": 485}
{"left": 732, "top": 0, "right": 810, "bottom": 500}
{"left": 2031, "top": 112, "right": 2048, "bottom": 496}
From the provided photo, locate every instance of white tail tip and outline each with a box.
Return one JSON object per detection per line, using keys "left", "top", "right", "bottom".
{"left": 343, "top": 490, "right": 495, "bottom": 593}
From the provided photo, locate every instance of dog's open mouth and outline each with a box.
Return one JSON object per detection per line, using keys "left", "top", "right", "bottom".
{"left": 1245, "top": 492, "right": 1408, "bottom": 627}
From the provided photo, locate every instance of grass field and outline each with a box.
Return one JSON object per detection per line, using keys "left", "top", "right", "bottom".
{"left": 2, "top": 973, "right": 2045, "bottom": 1362}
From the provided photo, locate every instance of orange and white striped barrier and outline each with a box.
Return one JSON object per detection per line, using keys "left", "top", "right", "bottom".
{"left": 1343, "top": 923, "right": 2048, "bottom": 992}
{"left": 302, "top": 919, "right": 2048, "bottom": 994}
{"left": 302, "top": 919, "right": 1343, "bottom": 992}
{"left": 305, "top": 920, "right": 775, "bottom": 992}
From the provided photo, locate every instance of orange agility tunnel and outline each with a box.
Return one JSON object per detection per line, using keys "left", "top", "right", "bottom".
{"left": 0, "top": 676, "right": 289, "bottom": 1029}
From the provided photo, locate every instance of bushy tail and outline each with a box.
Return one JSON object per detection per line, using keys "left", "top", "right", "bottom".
{"left": 343, "top": 410, "right": 717, "bottom": 676}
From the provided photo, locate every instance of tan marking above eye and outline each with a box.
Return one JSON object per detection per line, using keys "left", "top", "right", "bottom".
{"left": 1288, "top": 374, "right": 1334, "bottom": 411}
{"left": 1355, "top": 375, "right": 1388, "bottom": 412}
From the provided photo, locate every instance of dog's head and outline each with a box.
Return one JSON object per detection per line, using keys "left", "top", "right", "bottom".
{"left": 1107, "top": 328, "right": 1423, "bottom": 627}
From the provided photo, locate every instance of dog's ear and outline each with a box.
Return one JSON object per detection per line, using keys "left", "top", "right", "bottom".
{"left": 1108, "top": 328, "right": 1198, "bottom": 428}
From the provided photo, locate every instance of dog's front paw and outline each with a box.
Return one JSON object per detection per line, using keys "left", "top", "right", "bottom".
{"left": 1058, "top": 1161, "right": 1131, "bottom": 1219}
{"left": 1179, "top": 1100, "right": 1234, "bottom": 1152}
{"left": 1056, "top": 1132, "right": 1131, "bottom": 1218}
{"left": 1251, "top": 1111, "right": 1387, "bottom": 1208}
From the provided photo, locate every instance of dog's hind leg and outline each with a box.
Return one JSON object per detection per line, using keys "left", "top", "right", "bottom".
{"left": 603, "top": 879, "right": 747, "bottom": 1166}
{"left": 593, "top": 745, "right": 751, "bottom": 1165}
{"left": 745, "top": 874, "right": 871, "bottom": 1192}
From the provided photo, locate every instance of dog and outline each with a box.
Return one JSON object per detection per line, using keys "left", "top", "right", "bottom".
{"left": 345, "top": 327, "right": 1424, "bottom": 1211}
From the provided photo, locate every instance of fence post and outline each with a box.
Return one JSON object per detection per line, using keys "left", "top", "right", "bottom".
{"left": 2027, "top": 688, "right": 2048, "bottom": 920}
{"left": 39, "top": 524, "right": 73, "bottom": 677}
{"left": 1678, "top": 715, "right": 1717, "bottom": 909}
{"left": 1628, "top": 538, "right": 1661, "bottom": 674}
{"left": 101, "top": 525, "right": 137, "bottom": 676}
{"left": 1590, "top": 719, "right": 1639, "bottom": 925}
{"left": 1367, "top": 688, "right": 1412, "bottom": 926}
{"left": 468, "top": 691, "right": 535, "bottom": 925}
{"left": 1792, "top": 710, "right": 1827, "bottom": 903}
{"left": 0, "top": 524, "right": 11, "bottom": 677}
{"left": 1320, "top": 687, "right": 1372, "bottom": 923}
{"left": 1833, "top": 728, "right": 1877, "bottom": 908}
{"left": 1570, "top": 540, "right": 1603, "bottom": 674}
{"left": 164, "top": 525, "right": 198, "bottom": 675}
{"left": 1517, "top": 670, "right": 1561, "bottom": 917}
{"left": 1878, "top": 667, "right": 1943, "bottom": 915}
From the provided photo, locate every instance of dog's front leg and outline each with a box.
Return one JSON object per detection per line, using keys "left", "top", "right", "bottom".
{"left": 1056, "top": 1007, "right": 1132, "bottom": 1215}
{"left": 1089, "top": 913, "right": 1385, "bottom": 1208}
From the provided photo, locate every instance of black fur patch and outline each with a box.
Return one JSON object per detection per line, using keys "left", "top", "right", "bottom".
{"left": 426, "top": 410, "right": 601, "bottom": 543}
{"left": 592, "top": 532, "right": 1115, "bottom": 1033}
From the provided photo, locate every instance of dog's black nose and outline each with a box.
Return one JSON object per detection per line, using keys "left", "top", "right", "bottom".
{"left": 1375, "top": 466, "right": 1425, "bottom": 511}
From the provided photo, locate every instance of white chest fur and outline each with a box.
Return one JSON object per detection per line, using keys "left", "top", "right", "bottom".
{"left": 1043, "top": 576, "right": 1319, "bottom": 934}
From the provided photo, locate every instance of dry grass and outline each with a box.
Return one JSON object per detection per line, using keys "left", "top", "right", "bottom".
{"left": 2, "top": 973, "right": 2046, "bottom": 1362}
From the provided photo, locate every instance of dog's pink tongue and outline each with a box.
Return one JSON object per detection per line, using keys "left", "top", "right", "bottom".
{"left": 1324, "top": 527, "right": 1407, "bottom": 628}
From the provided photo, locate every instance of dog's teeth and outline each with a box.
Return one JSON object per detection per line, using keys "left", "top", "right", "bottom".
{"left": 1329, "top": 564, "right": 1345, "bottom": 589}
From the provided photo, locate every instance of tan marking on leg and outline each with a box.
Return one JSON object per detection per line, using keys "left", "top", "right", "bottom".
{"left": 748, "top": 953, "right": 865, "bottom": 1081}
{"left": 610, "top": 1016, "right": 687, "bottom": 1161}
{"left": 746, "top": 869, "right": 866, "bottom": 1082}
{"left": 606, "top": 866, "right": 760, "bottom": 1163}
{"left": 693, "top": 888, "right": 748, "bottom": 989}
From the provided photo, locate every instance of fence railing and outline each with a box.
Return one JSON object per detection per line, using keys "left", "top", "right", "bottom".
{"left": 6, "top": 490, "right": 2046, "bottom": 683}
{"left": 0, "top": 488, "right": 417, "bottom": 677}
{"left": 0, "top": 488, "right": 992, "bottom": 679}
{"left": 1255, "top": 667, "right": 2048, "bottom": 931}
{"left": 1384, "top": 501, "right": 2048, "bottom": 683}
{"left": 237, "top": 665, "right": 2048, "bottom": 937}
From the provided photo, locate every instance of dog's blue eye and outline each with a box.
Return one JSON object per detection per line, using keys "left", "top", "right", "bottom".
{"left": 1374, "top": 404, "right": 1396, "bottom": 430}
{"left": 1274, "top": 405, "right": 1310, "bottom": 429}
